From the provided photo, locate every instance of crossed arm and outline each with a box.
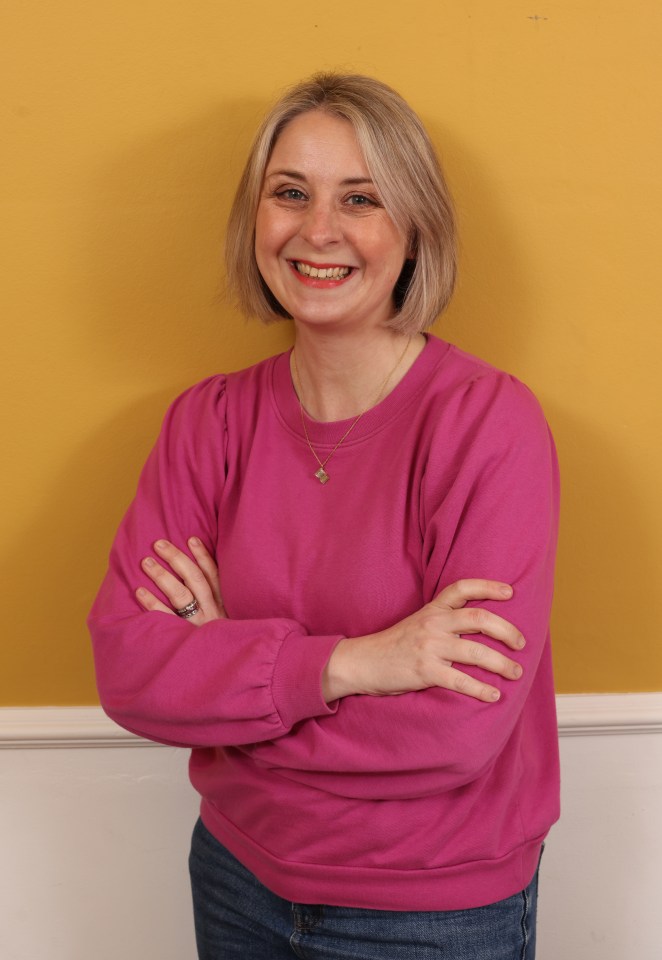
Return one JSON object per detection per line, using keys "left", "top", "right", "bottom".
{"left": 138, "top": 536, "right": 526, "bottom": 706}
{"left": 90, "top": 371, "right": 558, "bottom": 792}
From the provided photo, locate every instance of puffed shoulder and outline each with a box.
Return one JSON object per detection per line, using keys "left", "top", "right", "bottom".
{"left": 157, "top": 374, "right": 228, "bottom": 459}
{"left": 436, "top": 344, "right": 552, "bottom": 446}
{"left": 162, "top": 373, "right": 228, "bottom": 424}
{"left": 470, "top": 369, "right": 548, "bottom": 432}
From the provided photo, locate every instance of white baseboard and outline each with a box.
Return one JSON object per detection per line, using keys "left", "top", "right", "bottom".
{"left": 2, "top": 693, "right": 662, "bottom": 748}
{"left": 0, "top": 705, "right": 146, "bottom": 748}
{"left": 555, "top": 691, "right": 662, "bottom": 736}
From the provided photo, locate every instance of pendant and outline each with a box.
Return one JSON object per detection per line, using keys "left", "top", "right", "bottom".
{"left": 315, "top": 467, "right": 330, "bottom": 484}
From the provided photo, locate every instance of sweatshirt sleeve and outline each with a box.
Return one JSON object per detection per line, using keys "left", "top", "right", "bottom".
{"left": 239, "top": 372, "right": 560, "bottom": 799}
{"left": 88, "top": 376, "right": 341, "bottom": 748}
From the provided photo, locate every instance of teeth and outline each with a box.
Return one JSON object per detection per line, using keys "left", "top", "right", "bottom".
{"left": 294, "top": 262, "right": 351, "bottom": 279}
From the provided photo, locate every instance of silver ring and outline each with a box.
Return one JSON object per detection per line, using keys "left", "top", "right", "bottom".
{"left": 175, "top": 599, "right": 200, "bottom": 619}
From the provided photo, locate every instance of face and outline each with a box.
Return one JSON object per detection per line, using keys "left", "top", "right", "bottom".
{"left": 255, "top": 110, "right": 408, "bottom": 333}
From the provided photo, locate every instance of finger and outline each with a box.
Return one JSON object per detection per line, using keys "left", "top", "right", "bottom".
{"left": 152, "top": 540, "right": 216, "bottom": 608}
{"left": 433, "top": 579, "right": 513, "bottom": 610}
{"left": 448, "top": 637, "right": 523, "bottom": 681}
{"left": 188, "top": 537, "right": 224, "bottom": 608}
{"left": 135, "top": 586, "right": 177, "bottom": 616}
{"left": 141, "top": 556, "right": 198, "bottom": 612}
{"left": 436, "top": 664, "right": 502, "bottom": 703}
{"left": 450, "top": 607, "right": 526, "bottom": 651}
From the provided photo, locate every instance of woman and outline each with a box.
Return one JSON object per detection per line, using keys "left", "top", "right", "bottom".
{"left": 89, "top": 74, "right": 559, "bottom": 959}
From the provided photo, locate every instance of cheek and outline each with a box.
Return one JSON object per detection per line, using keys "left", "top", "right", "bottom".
{"left": 367, "top": 223, "right": 408, "bottom": 274}
{"left": 380, "top": 246, "right": 408, "bottom": 283}
{"left": 255, "top": 202, "right": 293, "bottom": 245}
{"left": 254, "top": 207, "right": 270, "bottom": 257}
{"left": 254, "top": 214, "right": 279, "bottom": 279}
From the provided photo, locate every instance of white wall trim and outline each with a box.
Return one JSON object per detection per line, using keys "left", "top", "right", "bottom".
{"left": 1, "top": 693, "right": 661, "bottom": 749}
{"left": 556, "top": 692, "right": 662, "bottom": 736}
{"left": 0, "top": 706, "right": 147, "bottom": 748}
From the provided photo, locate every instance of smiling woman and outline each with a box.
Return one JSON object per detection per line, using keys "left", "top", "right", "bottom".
{"left": 254, "top": 111, "right": 409, "bottom": 341}
{"left": 225, "top": 73, "right": 456, "bottom": 336}
{"left": 89, "top": 73, "right": 559, "bottom": 959}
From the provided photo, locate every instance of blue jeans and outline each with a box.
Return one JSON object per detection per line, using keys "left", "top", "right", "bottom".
{"left": 189, "top": 819, "right": 540, "bottom": 959}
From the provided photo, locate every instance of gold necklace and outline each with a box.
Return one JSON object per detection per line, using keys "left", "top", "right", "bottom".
{"left": 291, "top": 338, "right": 411, "bottom": 484}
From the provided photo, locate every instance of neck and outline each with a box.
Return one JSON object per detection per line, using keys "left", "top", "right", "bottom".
{"left": 291, "top": 327, "right": 425, "bottom": 422}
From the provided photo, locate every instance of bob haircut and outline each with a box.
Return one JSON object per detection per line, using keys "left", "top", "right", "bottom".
{"left": 225, "top": 73, "right": 457, "bottom": 335}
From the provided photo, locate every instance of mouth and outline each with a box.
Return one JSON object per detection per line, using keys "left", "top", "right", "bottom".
{"left": 288, "top": 260, "right": 354, "bottom": 281}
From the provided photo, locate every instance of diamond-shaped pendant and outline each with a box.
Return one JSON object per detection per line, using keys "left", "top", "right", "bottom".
{"left": 315, "top": 467, "right": 330, "bottom": 484}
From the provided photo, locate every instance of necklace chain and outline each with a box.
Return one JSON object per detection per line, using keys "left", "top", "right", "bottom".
{"left": 291, "top": 338, "right": 411, "bottom": 484}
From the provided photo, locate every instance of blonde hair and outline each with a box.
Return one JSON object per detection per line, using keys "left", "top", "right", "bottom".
{"left": 225, "top": 73, "right": 457, "bottom": 334}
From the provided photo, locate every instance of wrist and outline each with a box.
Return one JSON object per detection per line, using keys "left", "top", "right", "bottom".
{"left": 322, "top": 636, "right": 363, "bottom": 702}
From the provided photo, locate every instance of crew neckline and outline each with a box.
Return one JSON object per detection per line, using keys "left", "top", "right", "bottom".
{"left": 270, "top": 334, "right": 451, "bottom": 448}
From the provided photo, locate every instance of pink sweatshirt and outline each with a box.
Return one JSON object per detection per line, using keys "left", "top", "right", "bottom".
{"left": 89, "top": 334, "right": 560, "bottom": 911}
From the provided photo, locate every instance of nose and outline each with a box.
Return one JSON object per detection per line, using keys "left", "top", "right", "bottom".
{"left": 298, "top": 198, "right": 342, "bottom": 248}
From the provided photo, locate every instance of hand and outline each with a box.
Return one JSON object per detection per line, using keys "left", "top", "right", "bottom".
{"left": 323, "top": 579, "right": 525, "bottom": 703}
{"left": 136, "top": 537, "right": 226, "bottom": 626}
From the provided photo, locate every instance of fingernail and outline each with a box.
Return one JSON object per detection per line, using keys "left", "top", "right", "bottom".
{"left": 491, "top": 690, "right": 501, "bottom": 701}
{"left": 513, "top": 664, "right": 523, "bottom": 679}
{"left": 154, "top": 540, "right": 169, "bottom": 550}
{"left": 136, "top": 587, "right": 147, "bottom": 597}
{"left": 189, "top": 536, "right": 200, "bottom": 547}
{"left": 142, "top": 557, "right": 155, "bottom": 567}
{"left": 517, "top": 636, "right": 526, "bottom": 649}
{"left": 499, "top": 585, "right": 513, "bottom": 597}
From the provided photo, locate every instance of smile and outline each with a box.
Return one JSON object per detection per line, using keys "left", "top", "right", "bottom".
{"left": 290, "top": 260, "right": 353, "bottom": 280}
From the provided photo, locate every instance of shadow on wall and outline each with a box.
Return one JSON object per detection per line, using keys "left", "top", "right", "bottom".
{"left": 431, "top": 122, "right": 658, "bottom": 692}
{"left": 427, "top": 116, "right": 541, "bottom": 375}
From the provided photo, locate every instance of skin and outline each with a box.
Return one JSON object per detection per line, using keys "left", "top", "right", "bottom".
{"left": 138, "top": 538, "right": 524, "bottom": 704}
{"left": 136, "top": 110, "right": 526, "bottom": 704}
{"left": 255, "top": 111, "right": 409, "bottom": 344}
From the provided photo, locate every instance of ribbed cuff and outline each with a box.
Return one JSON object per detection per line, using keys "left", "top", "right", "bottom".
{"left": 271, "top": 631, "right": 343, "bottom": 731}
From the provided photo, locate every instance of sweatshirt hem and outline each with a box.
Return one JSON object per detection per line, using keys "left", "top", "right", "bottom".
{"left": 200, "top": 800, "right": 547, "bottom": 912}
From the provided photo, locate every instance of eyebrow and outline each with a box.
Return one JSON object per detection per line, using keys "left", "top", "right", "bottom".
{"left": 264, "top": 169, "right": 374, "bottom": 187}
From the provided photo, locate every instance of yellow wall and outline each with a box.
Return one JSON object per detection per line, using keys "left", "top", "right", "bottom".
{"left": 3, "top": 1, "right": 661, "bottom": 704}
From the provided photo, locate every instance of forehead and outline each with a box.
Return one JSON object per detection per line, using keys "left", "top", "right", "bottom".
{"left": 265, "top": 110, "right": 369, "bottom": 178}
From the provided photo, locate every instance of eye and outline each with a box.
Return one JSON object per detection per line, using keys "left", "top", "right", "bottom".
{"left": 275, "top": 187, "right": 307, "bottom": 202}
{"left": 345, "top": 193, "right": 377, "bottom": 207}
